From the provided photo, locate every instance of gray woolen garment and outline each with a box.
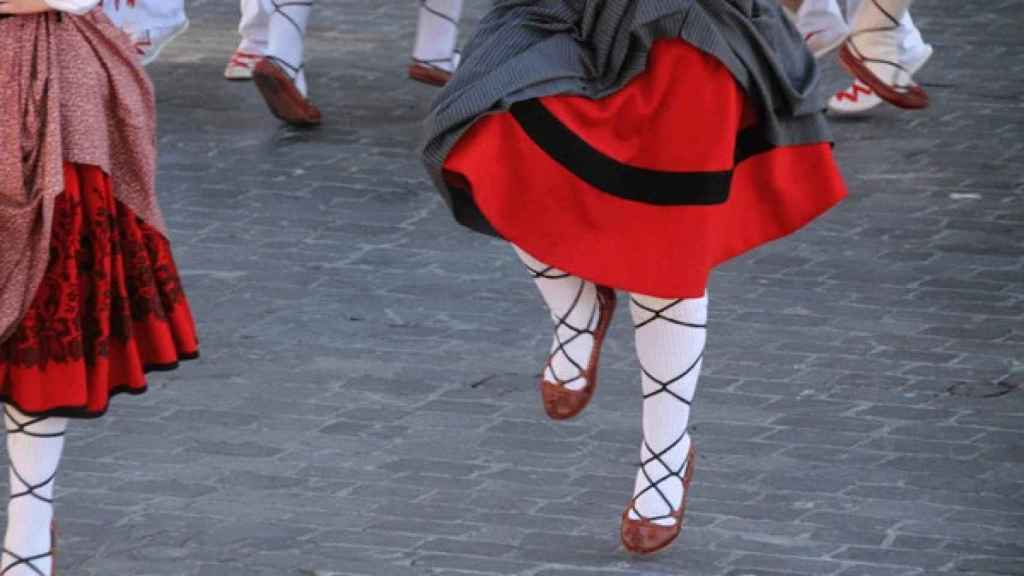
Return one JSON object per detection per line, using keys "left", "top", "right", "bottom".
{"left": 421, "top": 0, "right": 833, "bottom": 237}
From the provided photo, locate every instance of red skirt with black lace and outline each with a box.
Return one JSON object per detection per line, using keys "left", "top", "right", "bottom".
{"left": 0, "top": 163, "right": 198, "bottom": 418}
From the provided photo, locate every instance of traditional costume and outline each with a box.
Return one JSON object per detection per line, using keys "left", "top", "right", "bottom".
{"left": 794, "top": 0, "right": 931, "bottom": 114}
{"left": 0, "top": 3, "right": 198, "bottom": 573}
{"left": 423, "top": 0, "right": 846, "bottom": 554}
{"left": 101, "top": 0, "right": 189, "bottom": 65}
{"left": 409, "top": 0, "right": 465, "bottom": 87}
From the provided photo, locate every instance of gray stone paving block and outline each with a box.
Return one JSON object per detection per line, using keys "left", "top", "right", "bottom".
{"left": 726, "top": 553, "right": 846, "bottom": 575}
{"left": 834, "top": 566, "right": 921, "bottom": 576}
{"left": 833, "top": 547, "right": 958, "bottom": 569}
{"left": 952, "top": 556, "right": 1024, "bottom": 575}
{"left": 408, "top": 553, "right": 538, "bottom": 574}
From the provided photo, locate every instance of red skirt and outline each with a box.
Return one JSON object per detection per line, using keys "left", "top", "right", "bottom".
{"left": 443, "top": 40, "right": 848, "bottom": 298}
{"left": 0, "top": 163, "right": 199, "bottom": 418}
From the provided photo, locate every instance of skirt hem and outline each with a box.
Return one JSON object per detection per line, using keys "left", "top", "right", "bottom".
{"left": 1, "top": 351, "right": 199, "bottom": 419}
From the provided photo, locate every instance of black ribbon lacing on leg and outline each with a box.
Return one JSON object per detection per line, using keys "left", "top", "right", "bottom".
{"left": 525, "top": 263, "right": 598, "bottom": 390}
{"left": 412, "top": 0, "right": 461, "bottom": 71}
{"left": 628, "top": 298, "right": 705, "bottom": 524}
{"left": 847, "top": 0, "right": 917, "bottom": 93}
{"left": 1, "top": 407, "right": 63, "bottom": 576}
{"left": 267, "top": 0, "right": 313, "bottom": 81}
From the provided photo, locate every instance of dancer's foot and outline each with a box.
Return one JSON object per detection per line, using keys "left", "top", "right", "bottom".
{"left": 539, "top": 285, "right": 616, "bottom": 420}
{"left": 621, "top": 445, "right": 696, "bottom": 555}
{"left": 134, "top": 19, "right": 190, "bottom": 66}
{"left": 829, "top": 43, "right": 932, "bottom": 115}
{"left": 253, "top": 58, "right": 322, "bottom": 126}
{"left": 225, "top": 49, "right": 264, "bottom": 81}
{"left": 839, "top": 0, "right": 928, "bottom": 110}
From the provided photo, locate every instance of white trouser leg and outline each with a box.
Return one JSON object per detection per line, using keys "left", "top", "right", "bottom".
{"left": 239, "top": 0, "right": 271, "bottom": 55}
{"left": 796, "top": 0, "right": 848, "bottom": 36}
{"left": 845, "top": 0, "right": 927, "bottom": 62}
{"left": 413, "top": 0, "right": 464, "bottom": 72}
{"left": 265, "top": 0, "right": 315, "bottom": 96}
{"left": 104, "top": 0, "right": 187, "bottom": 37}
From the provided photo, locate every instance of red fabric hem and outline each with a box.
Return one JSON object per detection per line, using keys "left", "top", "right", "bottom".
{"left": 0, "top": 163, "right": 199, "bottom": 418}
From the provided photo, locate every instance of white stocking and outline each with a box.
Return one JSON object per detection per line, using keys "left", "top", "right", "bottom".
{"left": 848, "top": 0, "right": 917, "bottom": 87}
{"left": 413, "top": 0, "right": 464, "bottom": 73}
{"left": 239, "top": 0, "right": 271, "bottom": 55}
{"left": 264, "top": 0, "right": 314, "bottom": 96}
{"left": 1, "top": 406, "right": 66, "bottom": 576}
{"left": 627, "top": 293, "right": 707, "bottom": 526}
{"left": 515, "top": 247, "right": 599, "bottom": 393}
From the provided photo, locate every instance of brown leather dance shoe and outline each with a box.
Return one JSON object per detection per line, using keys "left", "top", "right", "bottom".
{"left": 252, "top": 58, "right": 322, "bottom": 126}
{"left": 621, "top": 445, "right": 697, "bottom": 555}
{"left": 408, "top": 62, "right": 453, "bottom": 87}
{"left": 540, "top": 285, "right": 616, "bottom": 420}
{"left": 839, "top": 42, "right": 928, "bottom": 110}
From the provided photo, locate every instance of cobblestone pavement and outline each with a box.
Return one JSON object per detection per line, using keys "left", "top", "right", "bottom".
{"left": 5, "top": 1, "right": 1023, "bottom": 575}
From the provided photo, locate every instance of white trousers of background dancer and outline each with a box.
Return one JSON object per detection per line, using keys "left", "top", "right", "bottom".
{"left": 102, "top": 0, "right": 189, "bottom": 65}
{"left": 411, "top": 0, "right": 464, "bottom": 79}
{"left": 249, "top": 0, "right": 322, "bottom": 126}
{"left": 226, "top": 0, "right": 272, "bottom": 80}
{"left": 796, "top": 0, "right": 927, "bottom": 60}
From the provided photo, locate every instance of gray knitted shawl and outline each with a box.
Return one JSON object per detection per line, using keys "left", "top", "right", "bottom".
{"left": 421, "top": 0, "right": 832, "bottom": 236}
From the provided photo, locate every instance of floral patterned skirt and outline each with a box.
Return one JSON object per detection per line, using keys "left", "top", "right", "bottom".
{"left": 0, "top": 163, "right": 198, "bottom": 418}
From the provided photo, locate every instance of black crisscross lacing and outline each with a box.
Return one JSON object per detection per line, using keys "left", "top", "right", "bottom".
{"left": 525, "top": 263, "right": 598, "bottom": 390}
{"left": 0, "top": 550, "right": 50, "bottom": 576}
{"left": 413, "top": 0, "right": 462, "bottom": 72}
{"left": 628, "top": 298, "right": 705, "bottom": 524}
{"left": 2, "top": 407, "right": 63, "bottom": 576}
{"left": 629, "top": 434, "right": 692, "bottom": 524}
{"left": 846, "top": 0, "right": 917, "bottom": 92}
{"left": 267, "top": 0, "right": 313, "bottom": 80}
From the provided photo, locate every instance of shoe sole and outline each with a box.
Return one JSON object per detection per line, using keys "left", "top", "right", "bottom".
{"left": 252, "top": 59, "right": 322, "bottom": 127}
{"left": 408, "top": 64, "right": 452, "bottom": 87}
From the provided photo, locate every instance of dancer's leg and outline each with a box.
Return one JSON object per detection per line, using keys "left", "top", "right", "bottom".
{"left": 839, "top": 0, "right": 927, "bottom": 109}
{"left": 625, "top": 293, "right": 707, "bottom": 526}
{"left": 1, "top": 406, "right": 67, "bottom": 576}
{"left": 228, "top": 0, "right": 272, "bottom": 79}
{"left": 795, "top": 0, "right": 849, "bottom": 58}
{"left": 265, "top": 0, "right": 315, "bottom": 96}
{"left": 412, "top": 0, "right": 464, "bottom": 73}
{"left": 239, "top": 0, "right": 271, "bottom": 55}
{"left": 515, "top": 247, "right": 599, "bottom": 394}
